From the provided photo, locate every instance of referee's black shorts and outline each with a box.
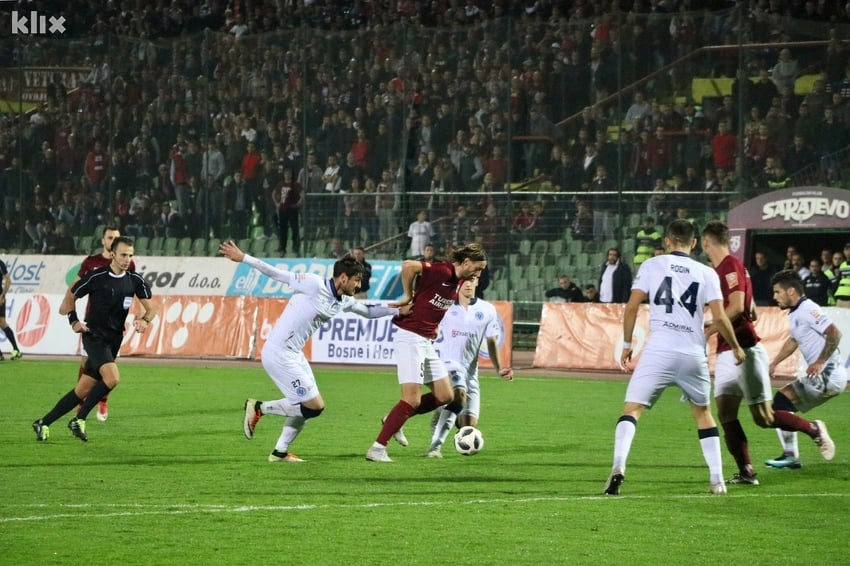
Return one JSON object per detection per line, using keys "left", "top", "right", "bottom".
{"left": 82, "top": 332, "right": 123, "bottom": 381}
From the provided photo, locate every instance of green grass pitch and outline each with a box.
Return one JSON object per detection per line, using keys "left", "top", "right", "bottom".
{"left": 2, "top": 360, "right": 848, "bottom": 565}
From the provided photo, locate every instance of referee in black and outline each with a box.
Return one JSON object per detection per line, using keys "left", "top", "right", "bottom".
{"left": 32, "top": 236, "right": 155, "bottom": 442}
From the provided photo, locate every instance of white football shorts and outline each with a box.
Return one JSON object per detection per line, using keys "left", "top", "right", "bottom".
{"left": 625, "top": 348, "right": 712, "bottom": 407}
{"left": 714, "top": 343, "right": 771, "bottom": 404}
{"left": 394, "top": 327, "right": 447, "bottom": 385}
{"left": 261, "top": 347, "right": 319, "bottom": 404}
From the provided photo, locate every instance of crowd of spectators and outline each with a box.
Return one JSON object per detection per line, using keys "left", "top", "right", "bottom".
{"left": 0, "top": 0, "right": 848, "bottom": 257}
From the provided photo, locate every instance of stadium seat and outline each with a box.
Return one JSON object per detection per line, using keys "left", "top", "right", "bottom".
{"left": 514, "top": 288, "right": 536, "bottom": 302}
{"left": 148, "top": 237, "right": 164, "bottom": 256}
{"left": 490, "top": 279, "right": 508, "bottom": 300}
{"left": 250, "top": 238, "right": 266, "bottom": 257}
{"left": 93, "top": 224, "right": 105, "bottom": 239}
{"left": 568, "top": 240, "right": 583, "bottom": 256}
{"left": 508, "top": 266, "right": 525, "bottom": 286}
{"left": 548, "top": 239, "right": 564, "bottom": 258}
{"left": 178, "top": 237, "right": 193, "bottom": 256}
{"left": 573, "top": 253, "right": 590, "bottom": 268}
{"left": 77, "top": 236, "right": 94, "bottom": 254}
{"left": 191, "top": 238, "right": 207, "bottom": 256}
{"left": 237, "top": 238, "right": 252, "bottom": 252}
{"left": 206, "top": 238, "right": 221, "bottom": 256}
{"left": 163, "top": 237, "right": 179, "bottom": 256}
{"left": 312, "top": 239, "right": 327, "bottom": 258}
{"left": 265, "top": 236, "right": 280, "bottom": 255}
{"left": 542, "top": 265, "right": 557, "bottom": 283}
{"left": 525, "top": 265, "right": 541, "bottom": 281}
{"left": 134, "top": 236, "right": 150, "bottom": 255}
{"left": 531, "top": 240, "right": 548, "bottom": 265}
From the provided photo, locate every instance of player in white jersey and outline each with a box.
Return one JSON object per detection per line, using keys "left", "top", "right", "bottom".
{"left": 219, "top": 241, "right": 403, "bottom": 462}
{"left": 603, "top": 219, "right": 746, "bottom": 496}
{"left": 425, "top": 277, "right": 513, "bottom": 458}
{"left": 765, "top": 269, "right": 842, "bottom": 469}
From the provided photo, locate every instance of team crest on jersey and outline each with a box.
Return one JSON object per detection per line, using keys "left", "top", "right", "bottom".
{"left": 475, "top": 311, "right": 484, "bottom": 320}
{"left": 725, "top": 272, "right": 738, "bottom": 288}
{"left": 729, "top": 235, "right": 741, "bottom": 253}
{"left": 810, "top": 309, "right": 822, "bottom": 320}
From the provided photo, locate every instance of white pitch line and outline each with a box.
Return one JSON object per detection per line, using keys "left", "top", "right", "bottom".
{"left": 2, "top": 492, "right": 849, "bottom": 523}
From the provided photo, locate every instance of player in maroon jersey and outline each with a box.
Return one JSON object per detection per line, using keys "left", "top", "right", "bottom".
{"left": 702, "top": 221, "right": 830, "bottom": 483}
{"left": 366, "top": 242, "right": 488, "bottom": 462}
{"left": 61, "top": 226, "right": 137, "bottom": 422}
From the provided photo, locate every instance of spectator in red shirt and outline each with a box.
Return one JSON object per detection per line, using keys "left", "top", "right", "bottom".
{"left": 646, "top": 126, "right": 676, "bottom": 183}
{"left": 712, "top": 120, "right": 737, "bottom": 170}
{"left": 84, "top": 140, "right": 107, "bottom": 194}
{"left": 350, "top": 128, "right": 370, "bottom": 173}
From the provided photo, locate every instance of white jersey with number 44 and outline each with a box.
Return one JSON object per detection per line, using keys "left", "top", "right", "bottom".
{"left": 632, "top": 252, "right": 723, "bottom": 355}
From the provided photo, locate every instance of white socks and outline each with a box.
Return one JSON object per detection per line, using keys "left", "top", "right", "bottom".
{"left": 261, "top": 398, "right": 303, "bottom": 418}
{"left": 777, "top": 429, "right": 799, "bottom": 458}
{"left": 699, "top": 433, "right": 724, "bottom": 485}
{"left": 274, "top": 416, "right": 306, "bottom": 453}
{"left": 430, "top": 409, "right": 457, "bottom": 448}
{"left": 612, "top": 419, "right": 636, "bottom": 473}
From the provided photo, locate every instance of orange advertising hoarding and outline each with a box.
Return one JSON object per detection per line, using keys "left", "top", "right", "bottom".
{"left": 125, "top": 295, "right": 257, "bottom": 358}
{"left": 119, "top": 296, "right": 512, "bottom": 366}
{"left": 534, "top": 303, "right": 800, "bottom": 377}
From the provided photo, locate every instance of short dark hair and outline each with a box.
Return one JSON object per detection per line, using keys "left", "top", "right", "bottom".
{"left": 771, "top": 269, "right": 804, "bottom": 294}
{"left": 701, "top": 220, "right": 729, "bottom": 246}
{"left": 110, "top": 236, "right": 134, "bottom": 251}
{"left": 666, "top": 219, "right": 695, "bottom": 246}
{"left": 333, "top": 253, "right": 364, "bottom": 278}
{"left": 103, "top": 225, "right": 120, "bottom": 236}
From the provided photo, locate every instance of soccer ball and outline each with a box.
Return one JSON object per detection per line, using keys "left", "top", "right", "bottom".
{"left": 454, "top": 426, "right": 484, "bottom": 455}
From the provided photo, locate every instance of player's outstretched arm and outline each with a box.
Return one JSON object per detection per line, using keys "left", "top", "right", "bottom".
{"left": 219, "top": 240, "right": 245, "bottom": 263}
{"left": 346, "top": 301, "right": 400, "bottom": 319}
{"left": 220, "top": 240, "right": 294, "bottom": 284}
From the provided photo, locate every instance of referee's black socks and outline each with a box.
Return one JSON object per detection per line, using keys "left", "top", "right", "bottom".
{"left": 77, "top": 381, "right": 114, "bottom": 420}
